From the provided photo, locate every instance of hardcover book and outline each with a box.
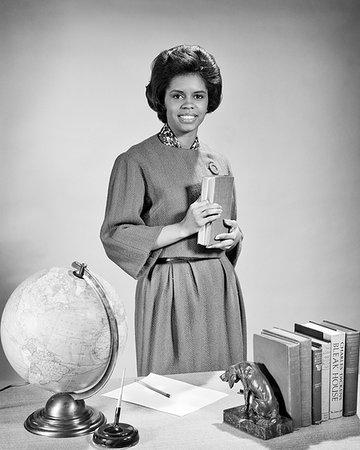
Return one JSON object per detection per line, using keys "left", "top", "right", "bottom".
{"left": 262, "top": 328, "right": 312, "bottom": 427}
{"left": 295, "top": 331, "right": 331, "bottom": 422}
{"left": 253, "top": 333, "right": 302, "bottom": 429}
{"left": 294, "top": 322, "right": 345, "bottom": 419}
{"left": 322, "top": 320, "right": 360, "bottom": 417}
{"left": 311, "top": 343, "right": 323, "bottom": 425}
{"left": 197, "top": 176, "right": 234, "bottom": 247}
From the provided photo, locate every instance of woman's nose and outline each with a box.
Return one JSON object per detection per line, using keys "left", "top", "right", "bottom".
{"left": 181, "top": 95, "right": 194, "bottom": 108}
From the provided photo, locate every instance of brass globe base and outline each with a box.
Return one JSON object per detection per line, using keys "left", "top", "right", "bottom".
{"left": 24, "top": 392, "right": 106, "bottom": 438}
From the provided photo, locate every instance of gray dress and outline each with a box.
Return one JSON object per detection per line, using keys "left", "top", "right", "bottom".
{"left": 100, "top": 134, "right": 246, "bottom": 376}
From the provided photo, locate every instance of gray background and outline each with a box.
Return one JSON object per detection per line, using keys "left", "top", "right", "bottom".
{"left": 1, "top": 0, "right": 359, "bottom": 384}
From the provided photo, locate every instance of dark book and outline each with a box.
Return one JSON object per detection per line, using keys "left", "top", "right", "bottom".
{"left": 197, "top": 176, "right": 234, "bottom": 247}
{"left": 262, "top": 328, "right": 312, "bottom": 427}
{"left": 295, "top": 331, "right": 330, "bottom": 422}
{"left": 322, "top": 320, "right": 360, "bottom": 416}
{"left": 253, "top": 333, "right": 302, "bottom": 429}
{"left": 311, "top": 343, "right": 322, "bottom": 424}
{"left": 294, "top": 322, "right": 345, "bottom": 419}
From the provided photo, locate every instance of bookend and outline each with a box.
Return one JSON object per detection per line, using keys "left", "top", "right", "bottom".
{"left": 220, "top": 361, "right": 294, "bottom": 440}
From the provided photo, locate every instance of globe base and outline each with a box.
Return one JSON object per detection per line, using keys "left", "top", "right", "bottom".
{"left": 24, "top": 392, "right": 106, "bottom": 438}
{"left": 93, "top": 422, "right": 140, "bottom": 448}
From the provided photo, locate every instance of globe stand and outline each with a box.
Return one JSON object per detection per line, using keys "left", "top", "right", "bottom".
{"left": 20, "top": 262, "right": 124, "bottom": 439}
{"left": 24, "top": 392, "right": 106, "bottom": 438}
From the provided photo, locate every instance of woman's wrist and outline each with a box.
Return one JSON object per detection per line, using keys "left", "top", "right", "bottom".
{"left": 152, "top": 222, "right": 193, "bottom": 250}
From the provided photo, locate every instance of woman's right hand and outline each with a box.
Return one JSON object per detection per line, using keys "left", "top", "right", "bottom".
{"left": 152, "top": 199, "right": 222, "bottom": 250}
{"left": 180, "top": 199, "right": 222, "bottom": 237}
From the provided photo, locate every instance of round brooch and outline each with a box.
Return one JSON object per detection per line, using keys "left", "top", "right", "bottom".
{"left": 208, "top": 162, "right": 219, "bottom": 175}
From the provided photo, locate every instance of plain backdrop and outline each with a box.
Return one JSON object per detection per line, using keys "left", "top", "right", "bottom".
{"left": 1, "top": 0, "right": 360, "bottom": 386}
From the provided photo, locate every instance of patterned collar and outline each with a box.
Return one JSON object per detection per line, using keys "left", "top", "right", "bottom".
{"left": 157, "top": 124, "right": 200, "bottom": 151}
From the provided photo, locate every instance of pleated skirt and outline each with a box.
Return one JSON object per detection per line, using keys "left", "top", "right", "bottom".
{"left": 135, "top": 257, "right": 247, "bottom": 376}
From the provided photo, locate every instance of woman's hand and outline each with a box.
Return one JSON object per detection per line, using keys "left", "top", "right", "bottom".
{"left": 180, "top": 199, "right": 223, "bottom": 237}
{"left": 207, "top": 219, "right": 244, "bottom": 251}
{"left": 152, "top": 199, "right": 222, "bottom": 250}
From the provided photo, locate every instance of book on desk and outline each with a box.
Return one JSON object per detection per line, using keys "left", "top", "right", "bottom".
{"left": 294, "top": 321, "right": 345, "bottom": 419}
{"left": 261, "top": 327, "right": 312, "bottom": 427}
{"left": 253, "top": 332, "right": 302, "bottom": 429}
{"left": 253, "top": 320, "right": 359, "bottom": 431}
{"left": 322, "top": 320, "right": 360, "bottom": 417}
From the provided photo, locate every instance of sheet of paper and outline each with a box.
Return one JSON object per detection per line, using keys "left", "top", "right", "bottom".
{"left": 103, "top": 372, "right": 228, "bottom": 416}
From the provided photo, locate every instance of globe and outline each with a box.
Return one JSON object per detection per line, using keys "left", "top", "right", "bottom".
{"left": 0, "top": 262, "right": 128, "bottom": 438}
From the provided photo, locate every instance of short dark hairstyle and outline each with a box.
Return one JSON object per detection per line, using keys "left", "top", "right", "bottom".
{"left": 145, "top": 44, "right": 222, "bottom": 123}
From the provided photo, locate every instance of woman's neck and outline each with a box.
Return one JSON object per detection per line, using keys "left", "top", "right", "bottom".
{"left": 176, "top": 130, "right": 198, "bottom": 149}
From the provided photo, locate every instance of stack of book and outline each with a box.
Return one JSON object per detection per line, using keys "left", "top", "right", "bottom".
{"left": 253, "top": 320, "right": 359, "bottom": 429}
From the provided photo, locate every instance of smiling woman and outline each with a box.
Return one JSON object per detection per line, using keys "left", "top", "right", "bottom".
{"left": 100, "top": 44, "right": 246, "bottom": 377}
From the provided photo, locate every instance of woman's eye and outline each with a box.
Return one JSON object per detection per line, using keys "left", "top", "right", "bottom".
{"left": 194, "top": 94, "right": 204, "bottom": 99}
{"left": 172, "top": 94, "right": 183, "bottom": 99}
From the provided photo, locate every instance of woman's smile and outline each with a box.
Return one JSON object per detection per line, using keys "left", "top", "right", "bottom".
{"left": 178, "top": 113, "right": 198, "bottom": 123}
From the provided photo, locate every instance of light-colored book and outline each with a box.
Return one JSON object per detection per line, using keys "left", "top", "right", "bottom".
{"left": 295, "top": 322, "right": 345, "bottom": 419}
{"left": 197, "top": 176, "right": 234, "bottom": 247}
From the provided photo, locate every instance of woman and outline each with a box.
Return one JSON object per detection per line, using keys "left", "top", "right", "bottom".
{"left": 100, "top": 44, "right": 246, "bottom": 376}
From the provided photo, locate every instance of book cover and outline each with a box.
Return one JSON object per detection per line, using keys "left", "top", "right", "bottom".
{"left": 295, "top": 330, "right": 330, "bottom": 422}
{"left": 294, "top": 322, "right": 345, "bottom": 419}
{"left": 322, "top": 320, "right": 360, "bottom": 417}
{"left": 311, "top": 343, "right": 322, "bottom": 424}
{"left": 262, "top": 328, "right": 312, "bottom": 427}
{"left": 197, "top": 175, "right": 234, "bottom": 247}
{"left": 253, "top": 333, "right": 302, "bottom": 429}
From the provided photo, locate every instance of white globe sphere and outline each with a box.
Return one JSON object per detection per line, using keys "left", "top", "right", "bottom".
{"left": 1, "top": 266, "right": 128, "bottom": 395}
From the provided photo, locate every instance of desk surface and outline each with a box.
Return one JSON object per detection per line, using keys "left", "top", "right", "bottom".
{"left": 0, "top": 371, "right": 359, "bottom": 450}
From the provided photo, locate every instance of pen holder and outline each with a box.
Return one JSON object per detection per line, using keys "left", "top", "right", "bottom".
{"left": 92, "top": 422, "right": 139, "bottom": 448}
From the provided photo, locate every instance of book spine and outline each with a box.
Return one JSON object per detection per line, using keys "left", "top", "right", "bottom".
{"left": 300, "top": 341, "right": 312, "bottom": 427}
{"left": 198, "top": 177, "right": 211, "bottom": 245}
{"left": 207, "top": 176, "right": 216, "bottom": 202}
{"left": 343, "top": 332, "right": 360, "bottom": 416}
{"left": 329, "top": 334, "right": 345, "bottom": 419}
{"left": 321, "top": 344, "right": 330, "bottom": 421}
{"left": 289, "top": 345, "right": 302, "bottom": 429}
{"left": 312, "top": 347, "right": 322, "bottom": 424}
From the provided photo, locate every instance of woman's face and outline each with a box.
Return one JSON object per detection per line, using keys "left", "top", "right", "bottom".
{"left": 164, "top": 73, "right": 208, "bottom": 139}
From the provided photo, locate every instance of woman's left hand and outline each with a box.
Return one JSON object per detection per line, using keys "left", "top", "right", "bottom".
{"left": 207, "top": 219, "right": 244, "bottom": 251}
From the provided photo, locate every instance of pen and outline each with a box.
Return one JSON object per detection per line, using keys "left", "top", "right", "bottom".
{"left": 114, "top": 368, "right": 126, "bottom": 425}
{"left": 138, "top": 380, "right": 171, "bottom": 398}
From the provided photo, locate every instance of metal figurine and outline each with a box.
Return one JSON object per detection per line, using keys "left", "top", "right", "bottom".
{"left": 221, "top": 361, "right": 280, "bottom": 422}
{"left": 220, "top": 361, "right": 294, "bottom": 440}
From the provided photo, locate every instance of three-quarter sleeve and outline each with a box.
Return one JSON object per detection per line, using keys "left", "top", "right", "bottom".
{"left": 100, "top": 153, "right": 163, "bottom": 280}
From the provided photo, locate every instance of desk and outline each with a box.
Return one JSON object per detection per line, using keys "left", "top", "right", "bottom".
{"left": 0, "top": 371, "right": 359, "bottom": 450}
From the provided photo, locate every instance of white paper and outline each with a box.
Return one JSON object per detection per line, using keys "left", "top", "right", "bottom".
{"left": 103, "top": 372, "right": 228, "bottom": 416}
